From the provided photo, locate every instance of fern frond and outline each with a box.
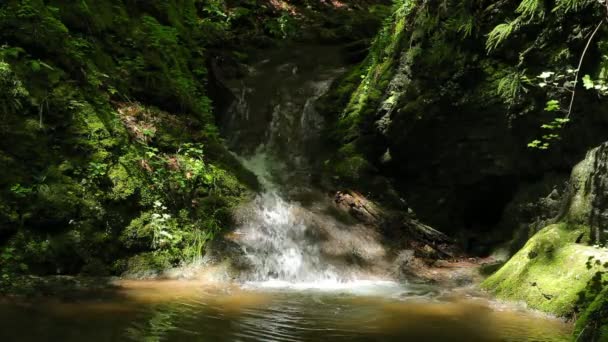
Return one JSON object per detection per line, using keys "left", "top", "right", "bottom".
{"left": 446, "top": 12, "right": 475, "bottom": 38}
{"left": 553, "top": 0, "right": 594, "bottom": 13}
{"left": 459, "top": 15, "right": 474, "bottom": 38}
{"left": 496, "top": 69, "right": 528, "bottom": 104}
{"left": 516, "top": 0, "right": 545, "bottom": 21}
{"left": 486, "top": 19, "right": 520, "bottom": 52}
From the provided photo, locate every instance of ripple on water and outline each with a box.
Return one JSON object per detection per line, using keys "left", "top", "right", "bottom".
{"left": 0, "top": 280, "right": 572, "bottom": 342}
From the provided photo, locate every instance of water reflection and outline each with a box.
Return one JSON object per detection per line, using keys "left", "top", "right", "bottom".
{"left": 0, "top": 281, "right": 572, "bottom": 342}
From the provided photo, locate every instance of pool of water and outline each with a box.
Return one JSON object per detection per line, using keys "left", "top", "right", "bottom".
{"left": 0, "top": 280, "right": 572, "bottom": 341}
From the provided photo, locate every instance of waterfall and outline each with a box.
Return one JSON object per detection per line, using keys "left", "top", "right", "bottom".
{"left": 220, "top": 46, "right": 393, "bottom": 287}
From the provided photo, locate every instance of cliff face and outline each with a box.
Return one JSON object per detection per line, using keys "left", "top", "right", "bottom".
{"left": 322, "top": 0, "right": 608, "bottom": 239}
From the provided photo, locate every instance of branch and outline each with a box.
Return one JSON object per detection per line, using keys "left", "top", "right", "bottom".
{"left": 566, "top": 20, "right": 604, "bottom": 118}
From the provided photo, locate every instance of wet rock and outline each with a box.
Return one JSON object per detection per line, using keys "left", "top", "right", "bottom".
{"left": 565, "top": 142, "right": 608, "bottom": 244}
{"left": 415, "top": 244, "right": 439, "bottom": 259}
{"left": 391, "top": 250, "right": 429, "bottom": 283}
{"left": 0, "top": 275, "right": 118, "bottom": 299}
{"left": 334, "top": 190, "right": 383, "bottom": 225}
{"left": 204, "top": 235, "right": 252, "bottom": 272}
{"left": 484, "top": 142, "right": 608, "bottom": 337}
{"left": 478, "top": 261, "right": 504, "bottom": 276}
{"left": 401, "top": 219, "right": 455, "bottom": 257}
{"left": 392, "top": 253, "right": 484, "bottom": 287}
{"left": 395, "top": 249, "right": 415, "bottom": 265}
{"left": 333, "top": 189, "right": 457, "bottom": 258}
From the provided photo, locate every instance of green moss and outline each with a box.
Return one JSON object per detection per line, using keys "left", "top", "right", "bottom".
{"left": 108, "top": 163, "right": 140, "bottom": 200}
{"left": 574, "top": 287, "right": 608, "bottom": 341}
{"left": 482, "top": 223, "right": 608, "bottom": 316}
{"left": 567, "top": 147, "right": 599, "bottom": 223}
{"left": 122, "top": 252, "right": 174, "bottom": 278}
{"left": 328, "top": 143, "right": 372, "bottom": 182}
{"left": 328, "top": 1, "right": 413, "bottom": 144}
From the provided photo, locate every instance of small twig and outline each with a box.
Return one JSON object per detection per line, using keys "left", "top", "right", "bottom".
{"left": 38, "top": 103, "right": 43, "bottom": 129}
{"left": 566, "top": 20, "right": 604, "bottom": 118}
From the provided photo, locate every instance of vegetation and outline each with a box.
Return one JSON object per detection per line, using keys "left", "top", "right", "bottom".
{"left": 0, "top": 0, "right": 260, "bottom": 280}
{"left": 2, "top": 0, "right": 608, "bottom": 340}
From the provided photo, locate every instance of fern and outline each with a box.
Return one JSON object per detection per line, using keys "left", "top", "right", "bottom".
{"left": 553, "top": 0, "right": 594, "bottom": 13}
{"left": 496, "top": 69, "right": 528, "bottom": 104}
{"left": 446, "top": 12, "right": 475, "bottom": 38}
{"left": 458, "top": 15, "right": 475, "bottom": 38}
{"left": 486, "top": 19, "right": 520, "bottom": 52}
{"left": 394, "top": 0, "right": 416, "bottom": 18}
{"left": 516, "top": 0, "right": 545, "bottom": 21}
{"left": 0, "top": 61, "right": 29, "bottom": 115}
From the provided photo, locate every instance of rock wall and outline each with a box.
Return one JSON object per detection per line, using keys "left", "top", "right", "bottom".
{"left": 321, "top": 0, "right": 608, "bottom": 240}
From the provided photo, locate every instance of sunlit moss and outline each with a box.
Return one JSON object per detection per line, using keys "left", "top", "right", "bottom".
{"left": 483, "top": 223, "right": 608, "bottom": 316}
{"left": 574, "top": 287, "right": 608, "bottom": 341}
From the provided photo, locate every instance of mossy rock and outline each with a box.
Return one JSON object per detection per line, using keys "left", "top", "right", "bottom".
{"left": 574, "top": 287, "right": 608, "bottom": 341}
{"left": 482, "top": 223, "right": 608, "bottom": 317}
{"left": 108, "top": 163, "right": 141, "bottom": 200}
{"left": 122, "top": 251, "right": 175, "bottom": 279}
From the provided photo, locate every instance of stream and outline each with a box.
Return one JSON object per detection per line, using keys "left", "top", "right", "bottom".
{"left": 0, "top": 45, "right": 573, "bottom": 341}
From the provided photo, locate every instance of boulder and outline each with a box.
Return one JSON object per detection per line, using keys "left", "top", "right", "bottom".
{"left": 484, "top": 142, "right": 608, "bottom": 339}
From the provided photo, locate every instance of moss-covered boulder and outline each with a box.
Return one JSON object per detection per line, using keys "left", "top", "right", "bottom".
{"left": 484, "top": 141, "right": 608, "bottom": 340}
{"left": 482, "top": 223, "right": 608, "bottom": 316}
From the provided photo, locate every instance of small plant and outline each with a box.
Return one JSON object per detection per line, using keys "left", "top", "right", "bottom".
{"left": 582, "top": 74, "right": 608, "bottom": 94}
{"left": 9, "top": 184, "right": 34, "bottom": 198}
{"left": 0, "top": 60, "right": 29, "bottom": 115}
{"left": 150, "top": 201, "right": 180, "bottom": 250}
{"left": 266, "top": 13, "right": 296, "bottom": 39}
{"left": 88, "top": 161, "right": 108, "bottom": 180}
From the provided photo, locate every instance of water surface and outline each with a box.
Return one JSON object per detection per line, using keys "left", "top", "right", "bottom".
{"left": 0, "top": 280, "right": 572, "bottom": 341}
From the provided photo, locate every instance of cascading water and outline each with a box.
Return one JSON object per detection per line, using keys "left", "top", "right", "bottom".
{"left": 220, "top": 46, "right": 394, "bottom": 287}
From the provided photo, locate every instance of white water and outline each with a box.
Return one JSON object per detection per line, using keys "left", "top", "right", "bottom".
{"left": 232, "top": 189, "right": 340, "bottom": 283}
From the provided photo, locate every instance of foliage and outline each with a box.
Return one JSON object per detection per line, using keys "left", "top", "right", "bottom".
{"left": 0, "top": 0, "right": 260, "bottom": 279}
{"left": 495, "top": 69, "right": 530, "bottom": 105}
{"left": 265, "top": 13, "right": 297, "bottom": 39}
{"left": 486, "top": 19, "right": 520, "bottom": 52}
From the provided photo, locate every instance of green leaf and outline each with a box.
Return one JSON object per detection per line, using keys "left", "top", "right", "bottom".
{"left": 544, "top": 99, "right": 560, "bottom": 112}
{"left": 538, "top": 71, "right": 554, "bottom": 79}
{"left": 30, "top": 61, "right": 40, "bottom": 72}
{"left": 582, "top": 75, "right": 594, "bottom": 89}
